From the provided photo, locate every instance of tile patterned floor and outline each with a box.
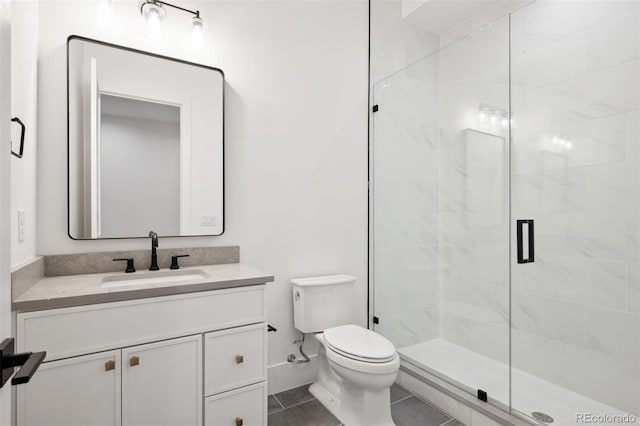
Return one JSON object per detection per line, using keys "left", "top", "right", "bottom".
{"left": 268, "top": 383, "right": 465, "bottom": 426}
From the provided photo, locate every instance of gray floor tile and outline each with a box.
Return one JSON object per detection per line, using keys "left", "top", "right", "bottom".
{"left": 274, "top": 384, "right": 314, "bottom": 408}
{"left": 390, "top": 383, "right": 413, "bottom": 403}
{"left": 268, "top": 399, "right": 340, "bottom": 426}
{"left": 391, "top": 396, "right": 452, "bottom": 426}
{"left": 268, "top": 395, "right": 284, "bottom": 415}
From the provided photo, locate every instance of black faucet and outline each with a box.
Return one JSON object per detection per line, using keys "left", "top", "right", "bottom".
{"left": 148, "top": 231, "right": 159, "bottom": 271}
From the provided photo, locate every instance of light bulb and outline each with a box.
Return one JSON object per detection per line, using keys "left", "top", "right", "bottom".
{"left": 500, "top": 115, "right": 509, "bottom": 129}
{"left": 192, "top": 15, "right": 203, "bottom": 45}
{"left": 565, "top": 141, "right": 573, "bottom": 150}
{"left": 140, "top": 0, "right": 165, "bottom": 38}
{"left": 478, "top": 108, "right": 486, "bottom": 122}
{"left": 552, "top": 135, "right": 560, "bottom": 144}
{"left": 489, "top": 111, "right": 497, "bottom": 125}
{"left": 141, "top": 1, "right": 165, "bottom": 21}
{"left": 192, "top": 16, "right": 203, "bottom": 33}
{"left": 147, "top": 11, "right": 161, "bottom": 38}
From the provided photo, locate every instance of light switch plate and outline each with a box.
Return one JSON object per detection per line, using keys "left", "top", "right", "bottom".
{"left": 17, "top": 210, "right": 25, "bottom": 242}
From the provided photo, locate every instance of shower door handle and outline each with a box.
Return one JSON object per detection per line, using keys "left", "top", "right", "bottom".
{"left": 517, "top": 219, "right": 534, "bottom": 264}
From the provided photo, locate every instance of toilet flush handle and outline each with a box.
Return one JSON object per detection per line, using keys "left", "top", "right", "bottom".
{"left": 294, "top": 291, "right": 300, "bottom": 301}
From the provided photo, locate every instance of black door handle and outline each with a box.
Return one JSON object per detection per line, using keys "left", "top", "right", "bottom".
{"left": 517, "top": 219, "right": 535, "bottom": 264}
{"left": 11, "top": 351, "right": 46, "bottom": 385}
{"left": 11, "top": 117, "right": 26, "bottom": 158}
{"left": 0, "top": 338, "right": 46, "bottom": 387}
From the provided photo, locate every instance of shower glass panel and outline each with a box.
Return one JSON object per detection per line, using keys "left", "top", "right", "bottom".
{"left": 372, "top": 0, "right": 639, "bottom": 421}
{"left": 510, "top": 1, "right": 640, "bottom": 423}
{"left": 372, "top": 16, "right": 510, "bottom": 407}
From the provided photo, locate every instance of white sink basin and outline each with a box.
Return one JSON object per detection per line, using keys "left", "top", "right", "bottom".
{"left": 101, "top": 269, "right": 210, "bottom": 289}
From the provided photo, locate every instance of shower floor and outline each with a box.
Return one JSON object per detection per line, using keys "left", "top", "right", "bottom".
{"left": 399, "top": 339, "right": 632, "bottom": 425}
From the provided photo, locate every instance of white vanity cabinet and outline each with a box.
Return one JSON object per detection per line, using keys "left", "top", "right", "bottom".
{"left": 16, "top": 285, "right": 268, "bottom": 426}
{"left": 17, "top": 350, "right": 122, "bottom": 426}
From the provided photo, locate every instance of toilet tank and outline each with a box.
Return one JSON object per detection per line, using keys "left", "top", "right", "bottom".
{"left": 292, "top": 274, "right": 356, "bottom": 333}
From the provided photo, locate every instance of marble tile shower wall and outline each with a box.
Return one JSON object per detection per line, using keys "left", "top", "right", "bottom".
{"left": 509, "top": 1, "right": 639, "bottom": 415}
{"left": 373, "top": 52, "right": 441, "bottom": 348}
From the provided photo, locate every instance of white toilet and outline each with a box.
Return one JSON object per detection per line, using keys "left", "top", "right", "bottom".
{"left": 292, "top": 274, "right": 399, "bottom": 426}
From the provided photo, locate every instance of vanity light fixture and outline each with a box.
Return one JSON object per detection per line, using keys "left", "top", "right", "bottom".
{"left": 478, "top": 105, "right": 510, "bottom": 130}
{"left": 551, "top": 133, "right": 573, "bottom": 151}
{"left": 139, "top": 0, "right": 204, "bottom": 34}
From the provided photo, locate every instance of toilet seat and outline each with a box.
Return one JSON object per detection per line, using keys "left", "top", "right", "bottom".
{"left": 323, "top": 324, "right": 396, "bottom": 363}
{"left": 326, "top": 343, "right": 400, "bottom": 376}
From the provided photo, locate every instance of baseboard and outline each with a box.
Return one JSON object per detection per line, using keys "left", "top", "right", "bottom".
{"left": 267, "top": 355, "right": 318, "bottom": 395}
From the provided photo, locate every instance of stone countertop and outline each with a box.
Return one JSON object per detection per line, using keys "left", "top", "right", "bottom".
{"left": 12, "top": 263, "right": 274, "bottom": 312}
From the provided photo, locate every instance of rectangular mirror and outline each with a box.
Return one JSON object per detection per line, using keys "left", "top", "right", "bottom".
{"left": 67, "top": 35, "right": 224, "bottom": 239}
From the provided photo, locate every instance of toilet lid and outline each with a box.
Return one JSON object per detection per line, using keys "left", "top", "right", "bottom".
{"left": 324, "top": 325, "right": 396, "bottom": 362}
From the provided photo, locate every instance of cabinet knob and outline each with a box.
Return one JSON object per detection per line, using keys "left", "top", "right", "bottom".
{"left": 235, "top": 355, "right": 244, "bottom": 364}
{"left": 129, "top": 356, "right": 140, "bottom": 367}
{"left": 235, "top": 417, "right": 243, "bottom": 426}
{"left": 104, "top": 360, "right": 115, "bottom": 371}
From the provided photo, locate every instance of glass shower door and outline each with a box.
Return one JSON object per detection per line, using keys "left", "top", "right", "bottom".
{"left": 510, "top": 1, "right": 640, "bottom": 423}
{"left": 371, "top": 47, "right": 441, "bottom": 364}
{"left": 372, "top": 15, "right": 511, "bottom": 407}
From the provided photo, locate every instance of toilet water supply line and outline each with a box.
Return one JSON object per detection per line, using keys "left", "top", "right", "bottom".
{"left": 287, "top": 331, "right": 310, "bottom": 364}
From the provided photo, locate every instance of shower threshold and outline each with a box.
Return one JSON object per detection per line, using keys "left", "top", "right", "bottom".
{"left": 399, "top": 339, "right": 634, "bottom": 425}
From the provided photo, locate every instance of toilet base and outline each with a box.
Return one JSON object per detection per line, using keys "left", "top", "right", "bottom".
{"left": 310, "top": 336, "right": 396, "bottom": 426}
{"left": 310, "top": 378, "right": 396, "bottom": 426}
{"left": 309, "top": 381, "right": 341, "bottom": 419}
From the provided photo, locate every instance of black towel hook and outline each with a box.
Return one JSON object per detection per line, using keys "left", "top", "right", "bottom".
{"left": 11, "top": 117, "right": 25, "bottom": 158}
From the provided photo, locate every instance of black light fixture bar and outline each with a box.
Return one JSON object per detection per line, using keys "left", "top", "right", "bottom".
{"left": 143, "top": 0, "right": 200, "bottom": 18}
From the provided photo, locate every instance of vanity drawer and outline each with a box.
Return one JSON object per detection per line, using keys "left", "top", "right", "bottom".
{"left": 17, "top": 285, "right": 266, "bottom": 360}
{"left": 204, "top": 381, "right": 267, "bottom": 426}
{"left": 204, "top": 323, "right": 267, "bottom": 396}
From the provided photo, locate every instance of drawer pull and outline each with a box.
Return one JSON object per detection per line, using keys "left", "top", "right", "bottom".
{"left": 130, "top": 356, "right": 140, "bottom": 367}
{"left": 105, "top": 360, "right": 115, "bottom": 371}
{"left": 235, "top": 417, "right": 243, "bottom": 426}
{"left": 235, "top": 355, "right": 244, "bottom": 364}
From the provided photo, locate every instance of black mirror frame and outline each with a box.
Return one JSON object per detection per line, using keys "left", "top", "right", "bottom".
{"left": 66, "top": 35, "right": 225, "bottom": 240}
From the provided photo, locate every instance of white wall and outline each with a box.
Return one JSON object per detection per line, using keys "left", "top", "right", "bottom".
{"left": 11, "top": 0, "right": 38, "bottom": 268}
{"left": 36, "top": 0, "right": 368, "bottom": 392}
{"left": 100, "top": 113, "right": 181, "bottom": 237}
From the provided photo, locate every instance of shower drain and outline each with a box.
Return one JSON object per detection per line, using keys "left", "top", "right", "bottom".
{"left": 532, "top": 412, "right": 554, "bottom": 423}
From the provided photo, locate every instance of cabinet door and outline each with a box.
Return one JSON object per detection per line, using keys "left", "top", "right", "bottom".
{"left": 122, "top": 335, "right": 202, "bottom": 426}
{"left": 17, "top": 350, "right": 121, "bottom": 426}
